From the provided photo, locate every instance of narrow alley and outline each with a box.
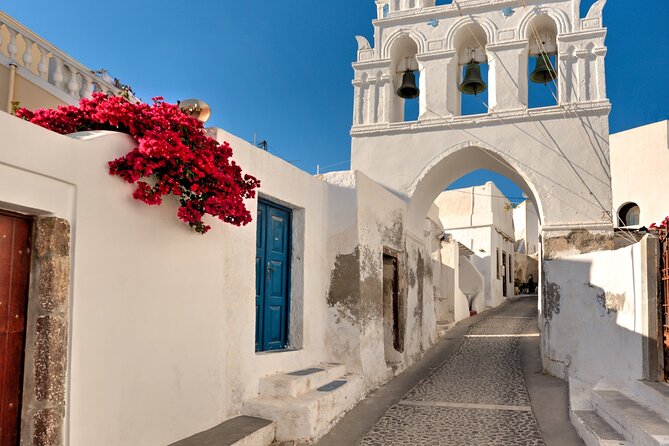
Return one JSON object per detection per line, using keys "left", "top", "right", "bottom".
{"left": 317, "top": 296, "right": 584, "bottom": 446}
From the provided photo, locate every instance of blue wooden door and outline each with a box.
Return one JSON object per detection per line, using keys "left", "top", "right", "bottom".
{"left": 255, "top": 200, "right": 291, "bottom": 352}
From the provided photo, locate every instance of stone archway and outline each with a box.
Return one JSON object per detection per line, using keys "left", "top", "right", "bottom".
{"left": 404, "top": 141, "right": 544, "bottom": 237}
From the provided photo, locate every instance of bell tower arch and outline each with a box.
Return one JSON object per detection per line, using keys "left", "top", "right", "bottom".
{"left": 351, "top": 0, "right": 612, "bottom": 253}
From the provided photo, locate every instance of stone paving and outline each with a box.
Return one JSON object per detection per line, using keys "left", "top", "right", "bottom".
{"left": 359, "top": 298, "right": 546, "bottom": 445}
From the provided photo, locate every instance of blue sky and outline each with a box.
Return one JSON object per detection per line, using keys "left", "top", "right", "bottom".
{"left": 5, "top": 1, "right": 668, "bottom": 202}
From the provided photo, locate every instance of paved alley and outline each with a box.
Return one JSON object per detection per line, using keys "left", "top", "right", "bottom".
{"left": 316, "top": 296, "right": 583, "bottom": 446}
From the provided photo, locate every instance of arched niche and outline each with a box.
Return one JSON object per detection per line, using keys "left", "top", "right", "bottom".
{"left": 525, "top": 14, "right": 560, "bottom": 108}
{"left": 618, "top": 202, "right": 641, "bottom": 227}
{"left": 388, "top": 34, "right": 421, "bottom": 123}
{"left": 452, "top": 23, "right": 490, "bottom": 116}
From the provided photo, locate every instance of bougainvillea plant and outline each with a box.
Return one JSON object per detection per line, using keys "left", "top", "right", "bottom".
{"left": 16, "top": 93, "right": 260, "bottom": 234}
{"left": 650, "top": 217, "right": 669, "bottom": 231}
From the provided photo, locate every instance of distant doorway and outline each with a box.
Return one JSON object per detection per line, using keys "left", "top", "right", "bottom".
{"left": 383, "top": 254, "right": 403, "bottom": 364}
{"left": 502, "top": 252, "right": 508, "bottom": 297}
{"left": 0, "top": 212, "right": 32, "bottom": 445}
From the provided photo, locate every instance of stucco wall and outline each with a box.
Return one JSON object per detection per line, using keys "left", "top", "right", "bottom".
{"left": 435, "top": 184, "right": 515, "bottom": 309}
{"left": 0, "top": 112, "right": 350, "bottom": 446}
{"left": 458, "top": 255, "right": 483, "bottom": 320}
{"left": 513, "top": 201, "right": 540, "bottom": 256}
{"left": 320, "top": 170, "right": 441, "bottom": 384}
{"left": 610, "top": 120, "right": 669, "bottom": 228}
{"left": 0, "top": 63, "right": 70, "bottom": 113}
{"left": 541, "top": 236, "right": 658, "bottom": 387}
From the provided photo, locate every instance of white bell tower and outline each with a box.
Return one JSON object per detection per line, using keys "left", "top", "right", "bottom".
{"left": 350, "top": 0, "right": 613, "bottom": 255}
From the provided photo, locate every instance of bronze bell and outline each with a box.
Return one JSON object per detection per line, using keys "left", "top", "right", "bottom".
{"left": 459, "top": 61, "right": 487, "bottom": 96}
{"left": 530, "top": 52, "right": 557, "bottom": 84}
{"left": 397, "top": 71, "right": 419, "bottom": 99}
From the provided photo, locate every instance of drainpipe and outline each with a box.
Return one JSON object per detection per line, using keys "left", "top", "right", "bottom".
{"left": 6, "top": 63, "right": 17, "bottom": 113}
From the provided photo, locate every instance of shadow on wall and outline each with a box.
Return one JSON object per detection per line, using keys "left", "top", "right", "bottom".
{"left": 540, "top": 236, "right": 663, "bottom": 388}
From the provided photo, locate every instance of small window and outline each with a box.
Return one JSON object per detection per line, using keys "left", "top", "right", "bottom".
{"left": 618, "top": 203, "right": 641, "bottom": 227}
{"left": 496, "top": 248, "right": 501, "bottom": 279}
{"left": 382, "top": 4, "right": 389, "bottom": 17}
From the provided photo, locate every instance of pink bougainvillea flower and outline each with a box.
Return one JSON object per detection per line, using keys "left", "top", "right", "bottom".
{"left": 17, "top": 94, "right": 260, "bottom": 233}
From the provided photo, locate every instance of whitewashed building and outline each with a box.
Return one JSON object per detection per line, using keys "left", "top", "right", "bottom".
{"left": 610, "top": 120, "right": 669, "bottom": 228}
{"left": 513, "top": 200, "right": 540, "bottom": 286}
{"left": 0, "top": 1, "right": 668, "bottom": 445}
{"left": 434, "top": 182, "right": 515, "bottom": 311}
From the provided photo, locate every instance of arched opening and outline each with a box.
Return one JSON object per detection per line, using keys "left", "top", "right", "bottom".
{"left": 526, "top": 14, "right": 559, "bottom": 108}
{"left": 454, "top": 24, "right": 489, "bottom": 116}
{"left": 618, "top": 202, "right": 641, "bottom": 227}
{"left": 407, "top": 145, "right": 543, "bottom": 327}
{"left": 382, "top": 3, "right": 390, "bottom": 17}
{"left": 389, "top": 35, "right": 421, "bottom": 123}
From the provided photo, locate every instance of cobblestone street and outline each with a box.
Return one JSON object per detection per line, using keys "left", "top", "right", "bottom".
{"left": 358, "top": 297, "right": 544, "bottom": 445}
{"left": 317, "top": 296, "right": 584, "bottom": 446}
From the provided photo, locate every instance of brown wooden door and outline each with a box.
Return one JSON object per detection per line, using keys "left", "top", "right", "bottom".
{"left": 0, "top": 213, "right": 32, "bottom": 445}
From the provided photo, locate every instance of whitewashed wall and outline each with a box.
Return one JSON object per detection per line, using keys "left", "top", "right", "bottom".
{"left": 513, "top": 201, "right": 540, "bottom": 256}
{"left": 541, "top": 236, "right": 658, "bottom": 386}
{"left": 610, "top": 120, "right": 669, "bottom": 228}
{"left": 0, "top": 113, "right": 350, "bottom": 446}
{"left": 434, "top": 183, "right": 515, "bottom": 309}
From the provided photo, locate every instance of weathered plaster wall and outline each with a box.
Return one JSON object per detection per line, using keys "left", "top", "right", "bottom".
{"left": 540, "top": 236, "right": 658, "bottom": 387}
{"left": 321, "top": 171, "right": 440, "bottom": 386}
{"left": 610, "top": 120, "right": 669, "bottom": 227}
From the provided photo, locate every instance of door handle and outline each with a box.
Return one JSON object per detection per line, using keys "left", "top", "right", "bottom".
{"left": 266, "top": 262, "right": 275, "bottom": 280}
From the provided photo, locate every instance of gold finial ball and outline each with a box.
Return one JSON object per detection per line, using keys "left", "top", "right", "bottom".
{"left": 178, "top": 98, "right": 211, "bottom": 123}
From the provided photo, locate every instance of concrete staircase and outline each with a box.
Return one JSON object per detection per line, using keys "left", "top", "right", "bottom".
{"left": 244, "top": 363, "right": 364, "bottom": 443}
{"left": 168, "top": 416, "right": 275, "bottom": 446}
{"left": 571, "top": 381, "right": 669, "bottom": 446}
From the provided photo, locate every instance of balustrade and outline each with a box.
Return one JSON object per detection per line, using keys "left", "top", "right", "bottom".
{"left": 0, "top": 12, "right": 128, "bottom": 103}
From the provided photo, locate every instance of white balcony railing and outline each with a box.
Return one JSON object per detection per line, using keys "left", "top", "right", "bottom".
{"left": 0, "top": 12, "right": 131, "bottom": 103}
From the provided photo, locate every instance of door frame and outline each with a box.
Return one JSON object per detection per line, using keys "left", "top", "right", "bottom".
{"left": 0, "top": 212, "right": 72, "bottom": 446}
{"left": 256, "top": 198, "right": 293, "bottom": 352}
{"left": 0, "top": 210, "right": 33, "bottom": 445}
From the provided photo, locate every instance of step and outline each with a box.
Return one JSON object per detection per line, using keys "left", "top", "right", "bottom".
{"left": 244, "top": 373, "right": 364, "bottom": 443}
{"left": 631, "top": 381, "right": 669, "bottom": 421}
{"left": 168, "top": 416, "right": 275, "bottom": 446}
{"left": 259, "top": 363, "right": 347, "bottom": 398}
{"left": 592, "top": 389, "right": 669, "bottom": 446}
{"left": 571, "top": 410, "right": 630, "bottom": 446}
{"left": 436, "top": 322, "right": 455, "bottom": 337}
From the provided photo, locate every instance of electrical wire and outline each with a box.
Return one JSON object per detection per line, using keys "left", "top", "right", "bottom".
{"left": 451, "top": 2, "right": 613, "bottom": 222}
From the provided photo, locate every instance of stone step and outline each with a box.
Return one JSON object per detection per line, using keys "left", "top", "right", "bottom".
{"left": 631, "top": 381, "right": 669, "bottom": 421}
{"left": 244, "top": 373, "right": 365, "bottom": 443}
{"left": 571, "top": 410, "right": 630, "bottom": 446}
{"left": 259, "top": 363, "right": 347, "bottom": 398}
{"left": 168, "top": 416, "right": 275, "bottom": 446}
{"left": 436, "top": 322, "right": 455, "bottom": 337}
{"left": 592, "top": 389, "right": 669, "bottom": 446}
